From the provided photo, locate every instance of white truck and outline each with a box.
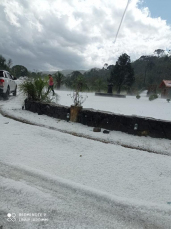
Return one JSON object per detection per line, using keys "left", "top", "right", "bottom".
{"left": 0, "top": 70, "right": 17, "bottom": 100}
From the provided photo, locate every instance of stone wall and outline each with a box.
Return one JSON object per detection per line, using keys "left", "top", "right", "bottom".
{"left": 78, "top": 109, "right": 171, "bottom": 139}
{"left": 25, "top": 99, "right": 171, "bottom": 140}
{"left": 25, "top": 99, "right": 70, "bottom": 121}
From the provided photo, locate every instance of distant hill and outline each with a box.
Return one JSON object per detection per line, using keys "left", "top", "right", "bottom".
{"left": 61, "top": 70, "right": 86, "bottom": 76}
{"left": 42, "top": 70, "right": 87, "bottom": 76}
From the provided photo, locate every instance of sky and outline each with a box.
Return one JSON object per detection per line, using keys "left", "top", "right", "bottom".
{"left": 0, "top": 0, "right": 171, "bottom": 72}
{"left": 140, "top": 0, "right": 171, "bottom": 25}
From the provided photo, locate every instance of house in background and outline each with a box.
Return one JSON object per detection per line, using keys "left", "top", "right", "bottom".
{"left": 159, "top": 80, "right": 171, "bottom": 98}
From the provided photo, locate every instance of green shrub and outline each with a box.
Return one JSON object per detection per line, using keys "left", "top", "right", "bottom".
{"left": 149, "top": 94, "right": 158, "bottom": 101}
{"left": 136, "top": 94, "right": 140, "bottom": 99}
{"left": 20, "top": 77, "right": 55, "bottom": 102}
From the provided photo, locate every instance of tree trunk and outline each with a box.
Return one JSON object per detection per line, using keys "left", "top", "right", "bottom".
{"left": 144, "top": 69, "right": 147, "bottom": 86}
{"left": 117, "top": 86, "right": 121, "bottom": 94}
{"left": 57, "top": 82, "right": 61, "bottom": 89}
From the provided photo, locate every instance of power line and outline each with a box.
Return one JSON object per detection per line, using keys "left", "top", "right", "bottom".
{"left": 114, "top": 0, "right": 131, "bottom": 44}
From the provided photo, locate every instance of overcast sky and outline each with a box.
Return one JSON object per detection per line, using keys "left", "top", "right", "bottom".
{"left": 0, "top": 0, "right": 171, "bottom": 71}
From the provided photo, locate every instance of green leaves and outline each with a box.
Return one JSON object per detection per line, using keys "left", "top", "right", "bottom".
{"left": 19, "top": 77, "right": 53, "bottom": 102}
{"left": 149, "top": 94, "right": 158, "bottom": 101}
{"left": 53, "top": 71, "right": 65, "bottom": 89}
{"left": 110, "top": 53, "right": 135, "bottom": 94}
{"left": 0, "top": 54, "right": 10, "bottom": 71}
{"left": 65, "top": 71, "right": 89, "bottom": 92}
{"left": 11, "top": 65, "right": 28, "bottom": 78}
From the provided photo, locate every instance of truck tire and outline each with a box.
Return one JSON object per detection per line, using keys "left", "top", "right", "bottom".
{"left": 13, "top": 86, "right": 17, "bottom": 96}
{"left": 4, "top": 86, "right": 10, "bottom": 100}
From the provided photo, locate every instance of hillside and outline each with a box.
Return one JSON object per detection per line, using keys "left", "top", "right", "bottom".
{"left": 132, "top": 55, "right": 171, "bottom": 90}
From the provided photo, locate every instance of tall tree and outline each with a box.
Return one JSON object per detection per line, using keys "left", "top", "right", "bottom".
{"left": 154, "top": 49, "right": 165, "bottom": 58}
{"left": 11, "top": 65, "right": 28, "bottom": 78}
{"left": 7, "top": 59, "right": 13, "bottom": 69}
{"left": 0, "top": 55, "right": 8, "bottom": 70}
{"left": 65, "top": 71, "right": 84, "bottom": 89}
{"left": 72, "top": 74, "right": 88, "bottom": 92}
{"left": 94, "top": 78, "right": 105, "bottom": 92}
{"left": 103, "top": 63, "right": 108, "bottom": 70}
{"left": 110, "top": 53, "right": 134, "bottom": 94}
{"left": 144, "top": 60, "right": 155, "bottom": 85}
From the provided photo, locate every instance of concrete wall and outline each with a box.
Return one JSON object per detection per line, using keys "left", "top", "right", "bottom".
{"left": 25, "top": 99, "right": 171, "bottom": 140}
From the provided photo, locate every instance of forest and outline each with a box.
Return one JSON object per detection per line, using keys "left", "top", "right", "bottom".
{"left": 1, "top": 49, "right": 171, "bottom": 94}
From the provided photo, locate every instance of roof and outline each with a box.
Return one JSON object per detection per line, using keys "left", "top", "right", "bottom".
{"left": 159, "top": 80, "right": 171, "bottom": 88}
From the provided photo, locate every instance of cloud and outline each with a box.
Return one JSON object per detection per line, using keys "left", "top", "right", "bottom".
{"left": 0, "top": 0, "right": 171, "bottom": 71}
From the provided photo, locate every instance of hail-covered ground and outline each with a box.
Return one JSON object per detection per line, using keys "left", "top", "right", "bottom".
{"left": 57, "top": 90, "right": 171, "bottom": 121}
{"left": 0, "top": 85, "right": 171, "bottom": 229}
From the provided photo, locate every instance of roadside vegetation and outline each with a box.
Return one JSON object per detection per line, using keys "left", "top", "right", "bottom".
{"left": 19, "top": 77, "right": 53, "bottom": 102}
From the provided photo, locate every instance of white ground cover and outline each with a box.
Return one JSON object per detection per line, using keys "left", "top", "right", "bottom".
{"left": 0, "top": 88, "right": 171, "bottom": 228}
{"left": 57, "top": 90, "right": 171, "bottom": 121}
{"left": 1, "top": 92, "right": 171, "bottom": 156}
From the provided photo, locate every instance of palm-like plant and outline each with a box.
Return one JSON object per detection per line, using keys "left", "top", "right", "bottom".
{"left": 20, "top": 77, "right": 53, "bottom": 102}
{"left": 53, "top": 72, "right": 65, "bottom": 89}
